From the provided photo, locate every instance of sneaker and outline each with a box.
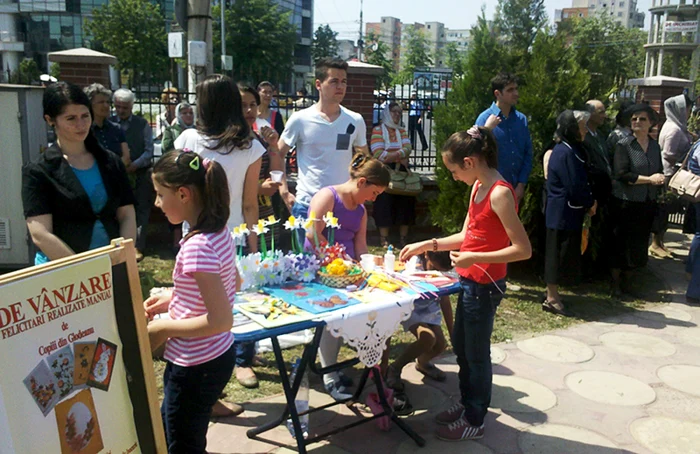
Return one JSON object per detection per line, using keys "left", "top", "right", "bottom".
{"left": 435, "top": 415, "right": 484, "bottom": 442}
{"left": 338, "top": 372, "right": 354, "bottom": 387}
{"left": 324, "top": 381, "right": 353, "bottom": 401}
{"left": 435, "top": 402, "right": 465, "bottom": 425}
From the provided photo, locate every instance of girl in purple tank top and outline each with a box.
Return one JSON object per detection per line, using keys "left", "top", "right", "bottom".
{"left": 305, "top": 154, "right": 391, "bottom": 259}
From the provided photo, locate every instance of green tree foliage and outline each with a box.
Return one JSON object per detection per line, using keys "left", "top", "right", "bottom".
{"left": 398, "top": 25, "right": 433, "bottom": 83}
{"left": 494, "top": 0, "right": 547, "bottom": 70}
{"left": 212, "top": 0, "right": 296, "bottom": 86}
{"left": 430, "top": 14, "right": 506, "bottom": 233}
{"left": 10, "top": 58, "right": 41, "bottom": 85}
{"left": 559, "top": 13, "right": 646, "bottom": 99}
{"left": 49, "top": 63, "right": 61, "bottom": 80}
{"left": 312, "top": 25, "right": 340, "bottom": 62}
{"left": 444, "top": 42, "right": 466, "bottom": 77}
{"left": 365, "top": 32, "right": 395, "bottom": 89}
{"left": 85, "top": 0, "right": 168, "bottom": 87}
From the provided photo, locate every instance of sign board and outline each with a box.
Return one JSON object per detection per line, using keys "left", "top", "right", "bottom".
{"left": 664, "top": 21, "right": 698, "bottom": 32}
{"left": 222, "top": 55, "right": 233, "bottom": 71}
{"left": 0, "top": 240, "right": 166, "bottom": 453}
{"left": 188, "top": 40, "right": 207, "bottom": 67}
{"left": 168, "top": 32, "right": 184, "bottom": 58}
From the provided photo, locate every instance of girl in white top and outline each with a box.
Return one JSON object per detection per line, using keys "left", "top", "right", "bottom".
{"left": 175, "top": 74, "right": 265, "bottom": 252}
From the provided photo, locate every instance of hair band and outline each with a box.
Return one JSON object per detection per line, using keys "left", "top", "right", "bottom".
{"left": 467, "top": 126, "right": 482, "bottom": 140}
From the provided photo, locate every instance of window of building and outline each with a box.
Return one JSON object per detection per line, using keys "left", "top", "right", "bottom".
{"left": 618, "top": 12, "right": 622, "bottom": 16}
{"left": 427, "top": 24, "right": 431, "bottom": 29}
{"left": 619, "top": 1, "right": 624, "bottom": 5}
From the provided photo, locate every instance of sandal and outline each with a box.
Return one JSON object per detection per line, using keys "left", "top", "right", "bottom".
{"left": 380, "top": 236, "right": 390, "bottom": 247}
{"left": 415, "top": 361, "right": 447, "bottom": 382}
{"left": 542, "top": 299, "right": 569, "bottom": 317}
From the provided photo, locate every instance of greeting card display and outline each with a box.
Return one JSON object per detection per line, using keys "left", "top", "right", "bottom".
{"left": 23, "top": 360, "right": 60, "bottom": 417}
{"left": 73, "top": 341, "right": 96, "bottom": 389}
{"left": 87, "top": 338, "right": 117, "bottom": 392}
{"left": 47, "top": 345, "right": 75, "bottom": 399}
{"left": 54, "top": 389, "right": 104, "bottom": 454}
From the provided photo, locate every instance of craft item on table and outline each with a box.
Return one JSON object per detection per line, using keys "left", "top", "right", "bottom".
{"left": 285, "top": 251, "right": 321, "bottom": 282}
{"left": 237, "top": 252, "right": 262, "bottom": 291}
{"left": 264, "top": 215, "right": 280, "bottom": 253}
{"left": 232, "top": 223, "right": 250, "bottom": 259}
{"left": 322, "top": 211, "right": 341, "bottom": 246}
{"left": 404, "top": 270, "right": 458, "bottom": 289}
{"left": 315, "top": 242, "right": 350, "bottom": 267}
{"left": 258, "top": 249, "right": 288, "bottom": 286}
{"left": 303, "top": 211, "right": 321, "bottom": 249}
{"left": 284, "top": 215, "right": 305, "bottom": 254}
{"left": 317, "top": 258, "right": 366, "bottom": 288}
{"left": 252, "top": 219, "right": 271, "bottom": 256}
{"left": 263, "top": 281, "right": 362, "bottom": 314}
{"left": 237, "top": 295, "right": 317, "bottom": 328}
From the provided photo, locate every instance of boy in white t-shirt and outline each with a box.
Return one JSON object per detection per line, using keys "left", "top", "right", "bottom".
{"left": 277, "top": 58, "right": 369, "bottom": 401}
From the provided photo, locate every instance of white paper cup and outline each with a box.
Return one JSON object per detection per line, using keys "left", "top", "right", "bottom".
{"left": 270, "top": 170, "right": 283, "bottom": 183}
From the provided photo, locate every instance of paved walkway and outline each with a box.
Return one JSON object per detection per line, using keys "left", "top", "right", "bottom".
{"left": 207, "top": 230, "right": 700, "bottom": 454}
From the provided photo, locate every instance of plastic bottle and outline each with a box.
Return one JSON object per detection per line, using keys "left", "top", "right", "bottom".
{"left": 384, "top": 245, "right": 396, "bottom": 273}
{"left": 286, "top": 357, "right": 309, "bottom": 439}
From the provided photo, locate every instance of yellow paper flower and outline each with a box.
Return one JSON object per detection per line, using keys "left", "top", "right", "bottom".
{"left": 302, "top": 217, "right": 315, "bottom": 231}
{"left": 323, "top": 211, "right": 340, "bottom": 228}
{"left": 252, "top": 220, "right": 269, "bottom": 235}
{"left": 284, "top": 215, "right": 299, "bottom": 230}
{"left": 237, "top": 223, "right": 250, "bottom": 236}
{"left": 265, "top": 215, "right": 279, "bottom": 226}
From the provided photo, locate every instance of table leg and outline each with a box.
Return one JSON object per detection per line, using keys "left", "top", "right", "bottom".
{"left": 371, "top": 367, "right": 426, "bottom": 447}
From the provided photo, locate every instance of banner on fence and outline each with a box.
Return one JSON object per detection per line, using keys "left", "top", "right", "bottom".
{"left": 664, "top": 21, "right": 698, "bottom": 32}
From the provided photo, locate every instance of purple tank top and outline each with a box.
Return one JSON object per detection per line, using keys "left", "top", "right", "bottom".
{"left": 305, "top": 186, "right": 365, "bottom": 259}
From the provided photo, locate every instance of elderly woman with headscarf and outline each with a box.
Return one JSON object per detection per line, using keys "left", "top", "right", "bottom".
{"left": 161, "top": 102, "right": 195, "bottom": 154}
{"left": 650, "top": 95, "right": 694, "bottom": 258}
{"left": 610, "top": 104, "right": 665, "bottom": 298}
{"left": 543, "top": 110, "right": 596, "bottom": 316}
{"left": 370, "top": 101, "right": 414, "bottom": 247}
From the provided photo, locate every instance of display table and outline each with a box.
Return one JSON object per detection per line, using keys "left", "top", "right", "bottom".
{"left": 232, "top": 281, "right": 460, "bottom": 454}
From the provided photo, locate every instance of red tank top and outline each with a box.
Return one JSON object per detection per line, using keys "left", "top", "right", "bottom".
{"left": 457, "top": 179, "right": 517, "bottom": 284}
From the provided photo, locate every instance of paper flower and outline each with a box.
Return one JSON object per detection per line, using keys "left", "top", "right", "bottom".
{"left": 237, "top": 252, "right": 261, "bottom": 291}
{"left": 264, "top": 215, "right": 279, "bottom": 226}
{"left": 252, "top": 220, "right": 269, "bottom": 236}
{"left": 323, "top": 211, "right": 340, "bottom": 229}
{"left": 284, "top": 215, "right": 301, "bottom": 230}
{"left": 237, "top": 223, "right": 250, "bottom": 235}
{"left": 285, "top": 252, "right": 320, "bottom": 283}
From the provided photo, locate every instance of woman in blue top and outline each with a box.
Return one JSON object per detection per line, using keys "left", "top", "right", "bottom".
{"left": 22, "top": 82, "right": 136, "bottom": 265}
{"left": 543, "top": 110, "right": 596, "bottom": 316}
{"left": 685, "top": 140, "right": 700, "bottom": 303}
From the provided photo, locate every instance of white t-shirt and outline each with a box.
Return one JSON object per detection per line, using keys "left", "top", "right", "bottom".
{"left": 281, "top": 105, "right": 367, "bottom": 205}
{"left": 175, "top": 128, "right": 266, "bottom": 229}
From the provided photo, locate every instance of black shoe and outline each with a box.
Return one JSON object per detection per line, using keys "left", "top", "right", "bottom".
{"left": 392, "top": 391, "right": 414, "bottom": 416}
{"left": 338, "top": 372, "right": 354, "bottom": 388}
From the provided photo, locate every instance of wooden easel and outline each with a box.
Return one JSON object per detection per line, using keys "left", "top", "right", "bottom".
{"left": 0, "top": 238, "right": 167, "bottom": 453}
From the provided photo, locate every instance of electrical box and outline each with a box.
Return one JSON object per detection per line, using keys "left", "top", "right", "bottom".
{"left": 0, "top": 85, "right": 47, "bottom": 268}
{"left": 188, "top": 41, "right": 207, "bottom": 67}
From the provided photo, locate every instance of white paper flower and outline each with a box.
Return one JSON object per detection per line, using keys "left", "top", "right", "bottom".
{"left": 284, "top": 215, "right": 302, "bottom": 230}
{"left": 323, "top": 211, "right": 340, "bottom": 229}
{"left": 264, "top": 215, "right": 280, "bottom": 226}
{"left": 251, "top": 220, "right": 269, "bottom": 236}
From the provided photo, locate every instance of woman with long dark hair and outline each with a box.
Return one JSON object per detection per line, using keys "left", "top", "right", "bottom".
{"left": 175, "top": 74, "right": 265, "bottom": 252}
{"left": 22, "top": 81, "right": 136, "bottom": 265}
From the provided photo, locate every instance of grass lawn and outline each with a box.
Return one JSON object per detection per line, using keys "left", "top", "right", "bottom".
{"left": 138, "top": 243, "right": 666, "bottom": 405}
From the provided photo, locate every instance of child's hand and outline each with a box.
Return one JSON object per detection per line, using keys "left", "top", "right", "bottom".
{"left": 399, "top": 241, "right": 427, "bottom": 262}
{"left": 450, "top": 250, "right": 475, "bottom": 269}
{"left": 147, "top": 319, "right": 170, "bottom": 352}
{"left": 144, "top": 291, "right": 172, "bottom": 319}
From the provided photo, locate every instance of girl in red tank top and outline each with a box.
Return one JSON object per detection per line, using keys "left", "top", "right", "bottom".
{"left": 399, "top": 125, "right": 531, "bottom": 442}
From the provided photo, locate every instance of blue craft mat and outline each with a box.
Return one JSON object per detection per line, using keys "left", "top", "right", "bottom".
{"left": 262, "top": 281, "right": 362, "bottom": 314}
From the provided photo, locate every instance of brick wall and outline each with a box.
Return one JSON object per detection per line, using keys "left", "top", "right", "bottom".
{"left": 56, "top": 62, "right": 110, "bottom": 88}
{"left": 342, "top": 72, "right": 378, "bottom": 143}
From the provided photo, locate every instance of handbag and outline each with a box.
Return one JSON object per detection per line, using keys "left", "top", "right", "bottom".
{"left": 386, "top": 163, "right": 422, "bottom": 196}
{"left": 669, "top": 148, "right": 700, "bottom": 203}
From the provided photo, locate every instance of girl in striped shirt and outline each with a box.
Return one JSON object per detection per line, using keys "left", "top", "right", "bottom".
{"left": 144, "top": 150, "right": 239, "bottom": 453}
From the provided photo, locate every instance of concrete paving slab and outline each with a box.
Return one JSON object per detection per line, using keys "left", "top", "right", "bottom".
{"left": 518, "top": 423, "right": 619, "bottom": 454}
{"left": 396, "top": 436, "right": 494, "bottom": 454}
{"left": 630, "top": 416, "right": 700, "bottom": 454}
{"left": 516, "top": 335, "right": 595, "bottom": 364}
{"left": 491, "top": 374, "right": 557, "bottom": 413}
{"left": 633, "top": 305, "right": 693, "bottom": 323}
{"left": 656, "top": 364, "right": 700, "bottom": 397}
{"left": 677, "top": 327, "right": 700, "bottom": 347}
{"left": 646, "top": 385, "right": 700, "bottom": 423}
{"left": 273, "top": 441, "right": 352, "bottom": 454}
{"left": 599, "top": 331, "right": 677, "bottom": 357}
{"left": 565, "top": 371, "right": 656, "bottom": 406}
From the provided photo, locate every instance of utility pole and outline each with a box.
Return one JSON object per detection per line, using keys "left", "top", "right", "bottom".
{"left": 358, "top": 0, "right": 364, "bottom": 61}
{"left": 186, "top": 0, "right": 213, "bottom": 93}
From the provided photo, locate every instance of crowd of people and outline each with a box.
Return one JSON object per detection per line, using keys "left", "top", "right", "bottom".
{"left": 19, "top": 59, "right": 700, "bottom": 450}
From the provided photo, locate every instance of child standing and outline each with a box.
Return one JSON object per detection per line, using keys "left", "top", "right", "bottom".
{"left": 143, "top": 150, "right": 239, "bottom": 453}
{"left": 385, "top": 250, "right": 454, "bottom": 391}
{"left": 400, "top": 126, "right": 531, "bottom": 441}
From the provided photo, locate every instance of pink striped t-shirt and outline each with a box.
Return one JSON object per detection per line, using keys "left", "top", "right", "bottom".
{"left": 164, "top": 228, "right": 237, "bottom": 367}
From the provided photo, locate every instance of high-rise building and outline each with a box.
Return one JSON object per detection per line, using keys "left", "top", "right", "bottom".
{"left": 365, "top": 16, "right": 401, "bottom": 72}
{"left": 555, "top": 0, "right": 645, "bottom": 28}
{"left": 0, "top": 0, "right": 174, "bottom": 81}
{"left": 272, "top": 0, "right": 313, "bottom": 91}
{"left": 445, "top": 28, "right": 470, "bottom": 54}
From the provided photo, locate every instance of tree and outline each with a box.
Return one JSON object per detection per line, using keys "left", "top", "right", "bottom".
{"left": 398, "top": 25, "right": 433, "bottom": 83}
{"left": 312, "top": 25, "right": 340, "bottom": 62}
{"left": 494, "top": 0, "right": 547, "bottom": 70}
{"left": 10, "top": 58, "right": 41, "bottom": 85}
{"left": 444, "top": 42, "right": 466, "bottom": 77}
{"left": 212, "top": 0, "right": 296, "bottom": 87}
{"left": 85, "top": 0, "right": 168, "bottom": 87}
{"left": 365, "top": 32, "right": 394, "bottom": 89}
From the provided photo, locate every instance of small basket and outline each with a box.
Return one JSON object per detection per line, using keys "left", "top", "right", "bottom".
{"left": 317, "top": 270, "right": 366, "bottom": 288}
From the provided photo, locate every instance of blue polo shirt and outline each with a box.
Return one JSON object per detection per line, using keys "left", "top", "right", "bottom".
{"left": 476, "top": 102, "right": 533, "bottom": 187}
{"left": 92, "top": 120, "right": 126, "bottom": 157}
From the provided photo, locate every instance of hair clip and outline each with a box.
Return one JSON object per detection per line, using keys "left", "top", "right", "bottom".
{"left": 351, "top": 154, "right": 364, "bottom": 168}
{"left": 467, "top": 126, "right": 482, "bottom": 140}
{"left": 175, "top": 150, "right": 201, "bottom": 171}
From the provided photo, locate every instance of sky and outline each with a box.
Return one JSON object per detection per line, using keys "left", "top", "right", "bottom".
{"left": 314, "top": 0, "right": 654, "bottom": 41}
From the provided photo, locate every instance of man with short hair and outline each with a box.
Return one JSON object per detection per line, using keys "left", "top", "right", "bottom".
{"left": 408, "top": 91, "right": 429, "bottom": 151}
{"left": 476, "top": 73, "right": 532, "bottom": 202}
{"left": 111, "top": 88, "right": 154, "bottom": 261}
{"left": 277, "top": 57, "right": 368, "bottom": 401}
{"left": 583, "top": 100, "right": 612, "bottom": 205}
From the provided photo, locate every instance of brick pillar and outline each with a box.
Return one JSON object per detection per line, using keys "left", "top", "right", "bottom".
{"left": 628, "top": 76, "right": 694, "bottom": 135}
{"left": 343, "top": 61, "right": 383, "bottom": 143}
{"left": 47, "top": 47, "right": 117, "bottom": 88}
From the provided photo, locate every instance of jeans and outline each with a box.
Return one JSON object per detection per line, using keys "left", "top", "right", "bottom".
{"left": 161, "top": 344, "right": 235, "bottom": 453}
{"left": 687, "top": 202, "right": 700, "bottom": 299}
{"left": 235, "top": 341, "right": 255, "bottom": 368}
{"left": 291, "top": 201, "right": 310, "bottom": 248}
{"left": 452, "top": 277, "right": 504, "bottom": 427}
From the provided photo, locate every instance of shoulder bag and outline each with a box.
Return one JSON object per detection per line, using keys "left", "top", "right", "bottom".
{"left": 669, "top": 145, "right": 700, "bottom": 203}
{"left": 386, "top": 163, "right": 422, "bottom": 196}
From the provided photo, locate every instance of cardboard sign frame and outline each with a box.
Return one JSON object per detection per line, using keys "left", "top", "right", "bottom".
{"left": 0, "top": 238, "right": 167, "bottom": 453}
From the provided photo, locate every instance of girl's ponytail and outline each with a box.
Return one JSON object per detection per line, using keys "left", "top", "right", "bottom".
{"left": 198, "top": 159, "right": 230, "bottom": 238}
{"left": 443, "top": 126, "right": 499, "bottom": 169}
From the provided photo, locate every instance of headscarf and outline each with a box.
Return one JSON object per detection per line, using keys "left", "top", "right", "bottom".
{"left": 555, "top": 109, "right": 585, "bottom": 145}
{"left": 663, "top": 94, "right": 688, "bottom": 131}
{"left": 175, "top": 102, "right": 195, "bottom": 129}
{"left": 380, "top": 103, "right": 403, "bottom": 149}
